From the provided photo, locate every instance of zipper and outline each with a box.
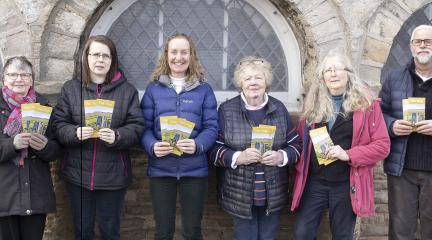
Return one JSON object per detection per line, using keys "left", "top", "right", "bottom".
{"left": 176, "top": 92, "right": 181, "bottom": 180}
{"left": 90, "top": 138, "right": 98, "bottom": 191}
{"left": 96, "top": 84, "right": 105, "bottom": 98}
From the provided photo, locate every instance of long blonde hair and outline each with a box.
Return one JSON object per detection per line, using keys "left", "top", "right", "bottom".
{"left": 303, "top": 51, "right": 372, "bottom": 124}
{"left": 151, "top": 33, "right": 204, "bottom": 81}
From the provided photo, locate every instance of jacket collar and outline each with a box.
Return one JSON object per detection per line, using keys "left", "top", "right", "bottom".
{"left": 158, "top": 75, "right": 201, "bottom": 92}
{"left": 239, "top": 94, "right": 277, "bottom": 115}
{"left": 85, "top": 70, "right": 126, "bottom": 94}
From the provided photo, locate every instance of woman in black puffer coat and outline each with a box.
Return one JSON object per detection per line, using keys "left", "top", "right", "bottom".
{"left": 0, "top": 56, "right": 61, "bottom": 240}
{"left": 53, "top": 35, "right": 145, "bottom": 240}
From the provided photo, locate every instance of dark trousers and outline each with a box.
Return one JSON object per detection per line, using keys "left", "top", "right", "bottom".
{"left": 64, "top": 181, "right": 127, "bottom": 240}
{"left": 150, "top": 177, "right": 208, "bottom": 240}
{"left": 0, "top": 214, "right": 46, "bottom": 240}
{"left": 293, "top": 176, "right": 356, "bottom": 240}
{"left": 232, "top": 206, "right": 281, "bottom": 240}
{"left": 388, "top": 169, "right": 432, "bottom": 240}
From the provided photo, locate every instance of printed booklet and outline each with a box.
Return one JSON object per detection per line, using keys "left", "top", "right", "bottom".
{"left": 160, "top": 116, "right": 195, "bottom": 156}
{"left": 21, "top": 103, "right": 52, "bottom": 135}
{"left": 309, "top": 126, "right": 336, "bottom": 165}
{"left": 251, "top": 124, "right": 276, "bottom": 155}
{"left": 84, "top": 99, "right": 115, "bottom": 137}
{"left": 402, "top": 97, "right": 425, "bottom": 131}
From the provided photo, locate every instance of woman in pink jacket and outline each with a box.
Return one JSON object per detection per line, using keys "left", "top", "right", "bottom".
{"left": 291, "top": 51, "right": 390, "bottom": 240}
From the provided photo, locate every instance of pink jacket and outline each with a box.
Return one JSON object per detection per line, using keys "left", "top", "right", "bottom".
{"left": 291, "top": 100, "right": 390, "bottom": 217}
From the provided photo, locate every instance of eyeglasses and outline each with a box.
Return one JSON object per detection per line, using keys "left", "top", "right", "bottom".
{"left": 411, "top": 39, "right": 432, "bottom": 46}
{"left": 239, "top": 59, "right": 264, "bottom": 65}
{"left": 88, "top": 52, "right": 112, "bottom": 60}
{"left": 4, "top": 73, "right": 32, "bottom": 81}
{"left": 323, "top": 67, "right": 347, "bottom": 75}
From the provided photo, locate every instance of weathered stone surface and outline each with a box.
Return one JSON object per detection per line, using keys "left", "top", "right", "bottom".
{"left": 51, "top": 5, "right": 86, "bottom": 36}
{"left": 303, "top": 2, "right": 336, "bottom": 26}
{"left": 45, "top": 32, "right": 79, "bottom": 58}
{"left": 368, "top": 9, "right": 403, "bottom": 41}
{"left": 4, "top": 31, "right": 31, "bottom": 58}
{"left": 14, "top": 0, "right": 45, "bottom": 23}
{"left": 363, "top": 36, "right": 391, "bottom": 63}
{"left": 359, "top": 63, "right": 382, "bottom": 87}
{"left": 43, "top": 58, "right": 74, "bottom": 82}
{"left": 67, "top": 0, "right": 99, "bottom": 16}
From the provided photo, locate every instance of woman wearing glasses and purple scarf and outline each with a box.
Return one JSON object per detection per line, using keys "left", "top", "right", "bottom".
{"left": 210, "top": 56, "right": 302, "bottom": 239}
{"left": 52, "top": 35, "right": 144, "bottom": 240}
{"left": 0, "top": 56, "right": 61, "bottom": 240}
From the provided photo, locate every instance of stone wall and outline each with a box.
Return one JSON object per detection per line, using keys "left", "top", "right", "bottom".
{"left": 0, "top": 0, "right": 430, "bottom": 239}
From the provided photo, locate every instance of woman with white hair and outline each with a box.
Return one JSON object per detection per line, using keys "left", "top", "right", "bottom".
{"left": 211, "top": 56, "right": 301, "bottom": 239}
{"left": 291, "top": 50, "right": 390, "bottom": 239}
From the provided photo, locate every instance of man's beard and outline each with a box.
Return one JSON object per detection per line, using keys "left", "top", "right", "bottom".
{"left": 414, "top": 51, "right": 432, "bottom": 64}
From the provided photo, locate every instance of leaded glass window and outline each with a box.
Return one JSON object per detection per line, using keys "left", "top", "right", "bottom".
{"left": 91, "top": 0, "right": 301, "bottom": 109}
{"left": 98, "top": 0, "right": 289, "bottom": 90}
{"left": 381, "top": 3, "right": 432, "bottom": 82}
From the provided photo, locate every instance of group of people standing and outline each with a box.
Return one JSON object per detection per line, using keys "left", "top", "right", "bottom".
{"left": 0, "top": 24, "right": 431, "bottom": 240}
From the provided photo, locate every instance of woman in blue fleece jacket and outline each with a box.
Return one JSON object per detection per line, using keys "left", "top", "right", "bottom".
{"left": 140, "top": 32, "right": 218, "bottom": 240}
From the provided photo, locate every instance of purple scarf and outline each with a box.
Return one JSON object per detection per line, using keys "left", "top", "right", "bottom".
{"left": 2, "top": 86, "right": 37, "bottom": 166}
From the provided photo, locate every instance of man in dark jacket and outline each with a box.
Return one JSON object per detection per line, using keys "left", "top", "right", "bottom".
{"left": 379, "top": 24, "right": 432, "bottom": 240}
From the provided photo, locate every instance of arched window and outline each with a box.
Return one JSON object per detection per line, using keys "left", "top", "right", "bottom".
{"left": 91, "top": 0, "right": 301, "bottom": 110}
{"left": 381, "top": 3, "right": 432, "bottom": 82}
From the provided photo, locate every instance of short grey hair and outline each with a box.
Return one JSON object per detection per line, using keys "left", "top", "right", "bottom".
{"left": 233, "top": 56, "right": 273, "bottom": 92}
{"left": 410, "top": 25, "right": 432, "bottom": 41}
{"left": 1, "top": 56, "right": 34, "bottom": 82}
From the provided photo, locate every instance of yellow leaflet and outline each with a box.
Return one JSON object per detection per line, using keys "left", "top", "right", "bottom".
{"left": 21, "top": 103, "right": 40, "bottom": 133}
{"left": 160, "top": 116, "right": 178, "bottom": 142}
{"left": 251, "top": 125, "right": 276, "bottom": 155}
{"left": 21, "top": 103, "right": 52, "bottom": 135}
{"left": 167, "top": 117, "right": 179, "bottom": 149}
{"left": 97, "top": 99, "right": 115, "bottom": 108}
{"left": 85, "top": 99, "right": 115, "bottom": 138}
{"left": 309, "top": 126, "right": 336, "bottom": 166}
{"left": 172, "top": 118, "right": 196, "bottom": 156}
{"left": 402, "top": 97, "right": 426, "bottom": 131}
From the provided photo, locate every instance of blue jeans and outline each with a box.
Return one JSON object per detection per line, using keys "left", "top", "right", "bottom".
{"left": 232, "top": 206, "right": 281, "bottom": 240}
{"left": 293, "top": 176, "right": 356, "bottom": 240}
{"left": 64, "top": 181, "right": 127, "bottom": 240}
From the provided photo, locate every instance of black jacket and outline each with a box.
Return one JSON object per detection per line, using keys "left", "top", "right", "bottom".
{"left": 379, "top": 62, "right": 414, "bottom": 176}
{"left": 211, "top": 95, "right": 301, "bottom": 219}
{"left": 0, "top": 94, "right": 60, "bottom": 216}
{"left": 53, "top": 73, "right": 145, "bottom": 190}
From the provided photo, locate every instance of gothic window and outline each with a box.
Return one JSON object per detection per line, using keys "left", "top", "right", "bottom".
{"left": 91, "top": 0, "right": 301, "bottom": 110}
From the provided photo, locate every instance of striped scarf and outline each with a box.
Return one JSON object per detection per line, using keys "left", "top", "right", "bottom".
{"left": 2, "top": 86, "right": 37, "bottom": 166}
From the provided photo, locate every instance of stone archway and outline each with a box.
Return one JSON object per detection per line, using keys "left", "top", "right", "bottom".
{"left": 38, "top": 0, "right": 357, "bottom": 97}
{"left": 360, "top": 0, "right": 429, "bottom": 91}
{"left": 37, "top": 0, "right": 105, "bottom": 95}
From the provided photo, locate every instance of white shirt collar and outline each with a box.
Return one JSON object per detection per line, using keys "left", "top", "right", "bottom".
{"left": 240, "top": 92, "right": 268, "bottom": 110}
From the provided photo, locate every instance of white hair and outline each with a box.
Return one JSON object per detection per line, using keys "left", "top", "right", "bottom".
{"left": 411, "top": 25, "right": 432, "bottom": 41}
